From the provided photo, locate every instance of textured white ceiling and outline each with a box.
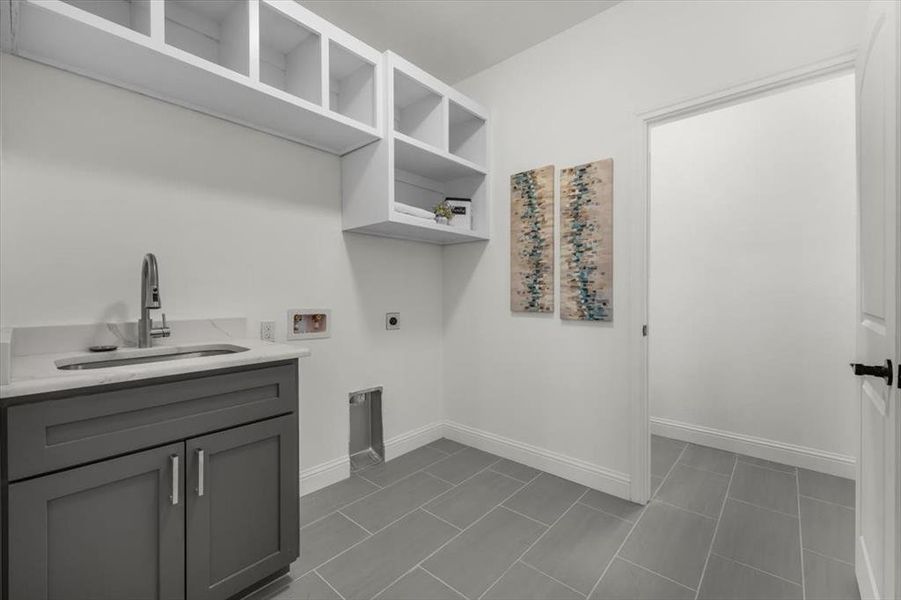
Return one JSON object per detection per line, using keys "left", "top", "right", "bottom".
{"left": 298, "top": 1, "right": 621, "bottom": 83}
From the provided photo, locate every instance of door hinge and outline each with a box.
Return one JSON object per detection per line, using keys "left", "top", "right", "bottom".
{"left": 642, "top": 324, "right": 648, "bottom": 337}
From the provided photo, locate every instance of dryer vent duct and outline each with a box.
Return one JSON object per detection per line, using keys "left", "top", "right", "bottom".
{"left": 349, "top": 387, "right": 384, "bottom": 472}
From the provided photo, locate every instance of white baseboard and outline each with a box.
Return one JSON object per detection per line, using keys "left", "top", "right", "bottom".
{"left": 650, "top": 417, "right": 855, "bottom": 479}
{"left": 300, "top": 420, "right": 633, "bottom": 500}
{"left": 301, "top": 455, "right": 349, "bottom": 496}
{"left": 300, "top": 421, "right": 444, "bottom": 496}
{"left": 443, "top": 421, "right": 631, "bottom": 499}
{"left": 856, "top": 536, "right": 878, "bottom": 600}
{"left": 384, "top": 421, "right": 445, "bottom": 461}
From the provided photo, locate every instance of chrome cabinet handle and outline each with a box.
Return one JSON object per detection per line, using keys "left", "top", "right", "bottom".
{"left": 170, "top": 454, "right": 179, "bottom": 505}
{"left": 196, "top": 449, "right": 205, "bottom": 497}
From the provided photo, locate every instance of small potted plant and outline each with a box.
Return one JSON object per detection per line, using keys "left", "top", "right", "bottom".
{"left": 434, "top": 201, "right": 453, "bottom": 225}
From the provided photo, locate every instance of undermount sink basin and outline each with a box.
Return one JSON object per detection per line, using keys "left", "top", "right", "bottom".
{"left": 55, "top": 344, "right": 250, "bottom": 370}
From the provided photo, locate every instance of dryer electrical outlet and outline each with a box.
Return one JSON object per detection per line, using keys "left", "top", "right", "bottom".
{"left": 385, "top": 313, "right": 400, "bottom": 330}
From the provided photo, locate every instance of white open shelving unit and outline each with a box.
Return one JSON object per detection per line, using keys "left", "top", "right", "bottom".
{"left": 342, "top": 51, "right": 490, "bottom": 244}
{"left": 2, "top": 3, "right": 489, "bottom": 244}
{"left": 5, "top": 0, "right": 383, "bottom": 155}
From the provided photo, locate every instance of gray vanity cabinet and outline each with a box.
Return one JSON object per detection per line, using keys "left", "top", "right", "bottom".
{"left": 7, "top": 442, "right": 187, "bottom": 600}
{"left": 2, "top": 360, "right": 301, "bottom": 600}
{"left": 186, "top": 414, "right": 299, "bottom": 600}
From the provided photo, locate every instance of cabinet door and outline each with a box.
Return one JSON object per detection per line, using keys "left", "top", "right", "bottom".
{"left": 186, "top": 414, "right": 299, "bottom": 600}
{"left": 8, "top": 442, "right": 185, "bottom": 600}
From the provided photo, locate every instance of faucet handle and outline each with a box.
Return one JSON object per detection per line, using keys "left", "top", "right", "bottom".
{"left": 151, "top": 313, "right": 171, "bottom": 338}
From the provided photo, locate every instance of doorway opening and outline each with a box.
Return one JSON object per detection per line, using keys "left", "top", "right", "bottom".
{"left": 636, "top": 67, "right": 859, "bottom": 596}
{"left": 647, "top": 72, "right": 857, "bottom": 475}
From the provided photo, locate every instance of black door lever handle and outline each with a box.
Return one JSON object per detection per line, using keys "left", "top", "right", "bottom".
{"left": 850, "top": 359, "right": 893, "bottom": 387}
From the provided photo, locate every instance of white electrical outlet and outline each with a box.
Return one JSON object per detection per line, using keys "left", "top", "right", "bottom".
{"left": 260, "top": 320, "right": 275, "bottom": 342}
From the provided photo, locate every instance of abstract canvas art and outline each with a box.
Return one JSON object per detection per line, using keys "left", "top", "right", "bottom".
{"left": 510, "top": 165, "right": 555, "bottom": 313}
{"left": 560, "top": 159, "right": 613, "bottom": 321}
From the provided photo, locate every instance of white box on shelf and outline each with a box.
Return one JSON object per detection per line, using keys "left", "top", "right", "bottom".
{"left": 446, "top": 198, "right": 472, "bottom": 229}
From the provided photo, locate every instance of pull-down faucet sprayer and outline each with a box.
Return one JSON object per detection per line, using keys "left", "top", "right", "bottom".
{"left": 138, "top": 253, "right": 171, "bottom": 348}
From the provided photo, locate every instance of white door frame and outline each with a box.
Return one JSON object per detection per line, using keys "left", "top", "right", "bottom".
{"left": 628, "top": 51, "right": 857, "bottom": 504}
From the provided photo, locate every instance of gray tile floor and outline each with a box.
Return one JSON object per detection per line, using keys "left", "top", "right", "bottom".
{"left": 247, "top": 436, "right": 859, "bottom": 600}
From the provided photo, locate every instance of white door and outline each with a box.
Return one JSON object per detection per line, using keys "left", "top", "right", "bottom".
{"left": 854, "top": 2, "right": 900, "bottom": 599}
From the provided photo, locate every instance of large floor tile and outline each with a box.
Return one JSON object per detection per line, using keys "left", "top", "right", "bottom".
{"left": 423, "top": 507, "right": 546, "bottom": 600}
{"left": 798, "top": 469, "right": 854, "bottom": 508}
{"left": 698, "top": 554, "right": 801, "bottom": 600}
{"left": 341, "top": 471, "right": 452, "bottom": 532}
{"left": 374, "top": 568, "right": 464, "bottom": 600}
{"left": 425, "top": 470, "right": 524, "bottom": 529}
{"left": 318, "top": 510, "right": 457, "bottom": 600}
{"left": 800, "top": 496, "right": 854, "bottom": 563}
{"left": 503, "top": 473, "right": 586, "bottom": 524}
{"left": 737, "top": 455, "right": 797, "bottom": 474}
{"left": 729, "top": 462, "right": 798, "bottom": 515}
{"left": 590, "top": 558, "right": 695, "bottom": 600}
{"left": 580, "top": 489, "right": 644, "bottom": 522}
{"left": 712, "top": 499, "right": 802, "bottom": 583}
{"left": 652, "top": 436, "right": 686, "bottom": 477}
{"left": 803, "top": 550, "right": 860, "bottom": 600}
{"left": 679, "top": 444, "right": 736, "bottom": 476}
{"left": 425, "top": 447, "right": 501, "bottom": 484}
{"left": 296, "top": 512, "right": 369, "bottom": 575}
{"left": 484, "top": 562, "right": 582, "bottom": 600}
{"left": 269, "top": 572, "right": 342, "bottom": 600}
{"left": 358, "top": 446, "right": 448, "bottom": 487}
{"left": 491, "top": 459, "right": 542, "bottom": 483}
{"left": 619, "top": 502, "right": 716, "bottom": 589}
{"left": 300, "top": 476, "right": 379, "bottom": 528}
{"left": 523, "top": 503, "right": 632, "bottom": 594}
{"left": 656, "top": 464, "right": 729, "bottom": 518}
{"left": 427, "top": 438, "right": 469, "bottom": 456}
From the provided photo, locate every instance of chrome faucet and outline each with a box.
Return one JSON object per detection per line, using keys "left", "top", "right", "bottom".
{"left": 138, "top": 253, "right": 171, "bottom": 348}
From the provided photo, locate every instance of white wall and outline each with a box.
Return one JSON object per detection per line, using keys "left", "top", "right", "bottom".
{"left": 0, "top": 54, "right": 444, "bottom": 485}
{"left": 649, "top": 74, "right": 857, "bottom": 463}
{"left": 0, "top": 0, "right": 870, "bottom": 498}
{"left": 445, "top": 0, "right": 866, "bottom": 486}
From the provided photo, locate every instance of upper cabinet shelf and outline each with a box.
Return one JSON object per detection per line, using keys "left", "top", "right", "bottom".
{"left": 449, "top": 99, "right": 487, "bottom": 166}
{"left": 8, "top": 0, "right": 383, "bottom": 155}
{"left": 4, "top": 1, "right": 488, "bottom": 245}
{"left": 329, "top": 39, "right": 377, "bottom": 127}
{"left": 166, "top": 1, "right": 251, "bottom": 76}
{"left": 341, "top": 52, "right": 490, "bottom": 245}
{"left": 394, "top": 132, "right": 485, "bottom": 182}
{"left": 394, "top": 69, "right": 444, "bottom": 149}
{"left": 258, "top": 1, "right": 322, "bottom": 104}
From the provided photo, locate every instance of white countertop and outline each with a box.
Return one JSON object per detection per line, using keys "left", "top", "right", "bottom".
{"left": 0, "top": 319, "right": 311, "bottom": 399}
{"left": 1, "top": 339, "right": 310, "bottom": 399}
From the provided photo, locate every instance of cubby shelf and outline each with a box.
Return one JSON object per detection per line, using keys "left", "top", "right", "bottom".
{"left": 8, "top": 0, "right": 383, "bottom": 155}
{"left": 342, "top": 52, "right": 490, "bottom": 245}
{"left": 350, "top": 212, "right": 490, "bottom": 245}
{"left": 394, "top": 132, "right": 486, "bottom": 181}
{"left": 258, "top": 1, "right": 322, "bottom": 105}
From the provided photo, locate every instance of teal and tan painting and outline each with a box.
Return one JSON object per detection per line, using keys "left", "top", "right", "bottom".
{"left": 510, "top": 165, "right": 555, "bottom": 313}
{"left": 560, "top": 159, "right": 613, "bottom": 321}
